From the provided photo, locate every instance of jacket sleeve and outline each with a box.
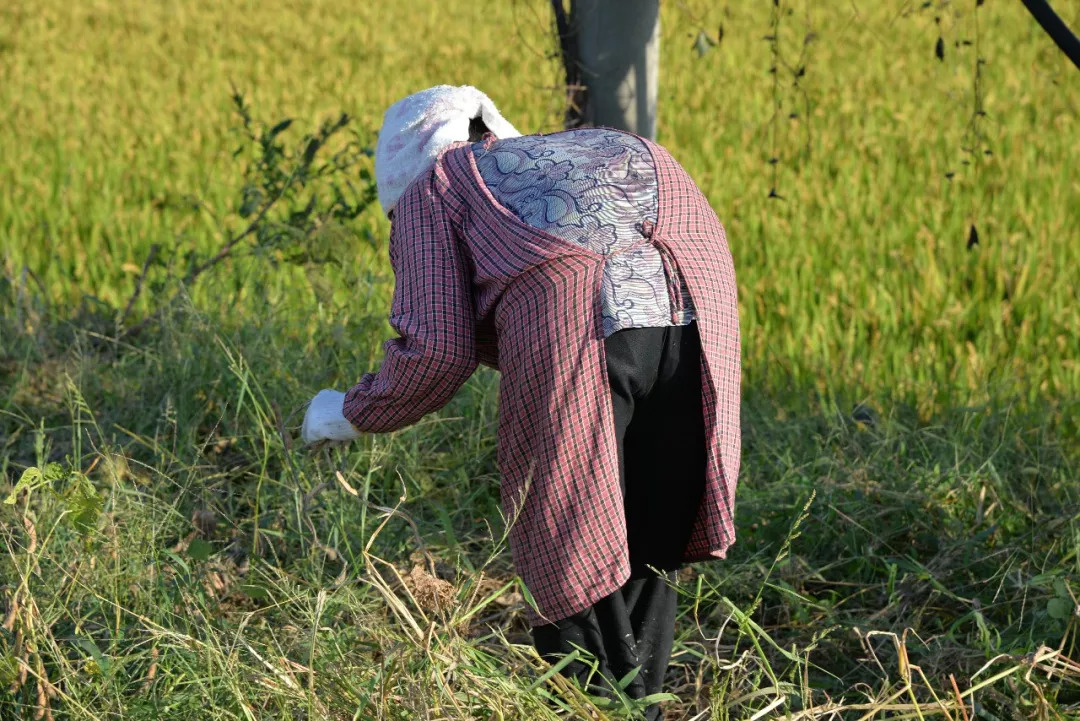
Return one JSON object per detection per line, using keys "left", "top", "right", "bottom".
{"left": 343, "top": 171, "right": 479, "bottom": 433}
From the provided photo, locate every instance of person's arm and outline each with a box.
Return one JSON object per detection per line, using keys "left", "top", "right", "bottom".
{"left": 344, "top": 172, "right": 479, "bottom": 432}
{"left": 301, "top": 172, "right": 478, "bottom": 442}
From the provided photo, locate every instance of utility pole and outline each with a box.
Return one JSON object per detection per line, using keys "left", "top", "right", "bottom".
{"left": 552, "top": 0, "right": 661, "bottom": 139}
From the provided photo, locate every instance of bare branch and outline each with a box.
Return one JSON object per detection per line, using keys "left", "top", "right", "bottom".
{"left": 117, "top": 243, "right": 159, "bottom": 329}
{"left": 1020, "top": 0, "right": 1080, "bottom": 72}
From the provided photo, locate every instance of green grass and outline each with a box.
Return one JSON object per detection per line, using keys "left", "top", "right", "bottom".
{"left": 2, "top": 0, "right": 1079, "bottom": 718}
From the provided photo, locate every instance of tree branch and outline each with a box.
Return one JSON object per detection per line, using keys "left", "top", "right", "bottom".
{"left": 116, "top": 180, "right": 292, "bottom": 341}
{"left": 117, "top": 243, "right": 159, "bottom": 329}
{"left": 1020, "top": 0, "right": 1080, "bottom": 72}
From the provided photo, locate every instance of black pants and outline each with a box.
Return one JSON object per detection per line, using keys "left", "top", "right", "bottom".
{"left": 532, "top": 322, "right": 707, "bottom": 720}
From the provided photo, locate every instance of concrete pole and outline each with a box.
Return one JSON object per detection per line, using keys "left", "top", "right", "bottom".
{"left": 573, "top": 0, "right": 660, "bottom": 140}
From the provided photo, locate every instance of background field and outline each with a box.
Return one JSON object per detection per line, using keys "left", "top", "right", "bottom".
{"left": 2, "top": 1, "right": 1078, "bottom": 719}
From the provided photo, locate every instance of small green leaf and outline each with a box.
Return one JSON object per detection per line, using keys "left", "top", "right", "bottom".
{"left": 616, "top": 664, "right": 642, "bottom": 690}
{"left": 162, "top": 550, "right": 190, "bottom": 574}
{"left": 187, "top": 538, "right": 213, "bottom": 562}
{"left": 640, "top": 692, "right": 679, "bottom": 704}
{"left": 43, "top": 462, "right": 66, "bottom": 482}
{"left": 268, "top": 118, "right": 293, "bottom": 138}
{"left": 518, "top": 578, "right": 539, "bottom": 613}
{"left": 1048, "top": 597, "right": 1072, "bottom": 620}
{"left": 240, "top": 583, "right": 270, "bottom": 601}
{"left": 1053, "top": 578, "right": 1069, "bottom": 599}
{"left": 68, "top": 478, "right": 104, "bottom": 536}
{"left": 78, "top": 637, "right": 110, "bottom": 675}
{"left": 5, "top": 467, "right": 42, "bottom": 504}
{"left": 302, "top": 137, "right": 321, "bottom": 165}
{"left": 238, "top": 185, "right": 262, "bottom": 218}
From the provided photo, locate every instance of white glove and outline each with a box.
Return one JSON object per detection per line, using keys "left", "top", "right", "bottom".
{"left": 301, "top": 389, "right": 362, "bottom": 446}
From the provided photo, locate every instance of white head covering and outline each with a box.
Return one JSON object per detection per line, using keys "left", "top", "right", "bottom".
{"left": 375, "top": 85, "right": 521, "bottom": 216}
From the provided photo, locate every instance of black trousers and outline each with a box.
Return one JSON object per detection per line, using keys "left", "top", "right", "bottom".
{"left": 532, "top": 322, "right": 707, "bottom": 720}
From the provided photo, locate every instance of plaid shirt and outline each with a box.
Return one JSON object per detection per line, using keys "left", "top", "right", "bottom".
{"left": 344, "top": 131, "right": 740, "bottom": 625}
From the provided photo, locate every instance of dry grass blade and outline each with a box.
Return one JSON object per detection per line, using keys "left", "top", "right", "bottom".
{"left": 949, "top": 674, "right": 970, "bottom": 721}
{"left": 140, "top": 646, "right": 159, "bottom": 693}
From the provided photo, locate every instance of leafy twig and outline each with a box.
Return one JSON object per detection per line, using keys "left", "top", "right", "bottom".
{"left": 115, "top": 90, "right": 376, "bottom": 342}
{"left": 116, "top": 184, "right": 289, "bottom": 341}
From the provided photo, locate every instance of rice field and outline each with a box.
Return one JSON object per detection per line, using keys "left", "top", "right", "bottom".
{"left": 1, "top": 1, "right": 1078, "bottom": 718}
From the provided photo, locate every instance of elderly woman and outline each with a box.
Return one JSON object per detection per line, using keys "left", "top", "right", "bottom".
{"left": 301, "top": 85, "right": 740, "bottom": 718}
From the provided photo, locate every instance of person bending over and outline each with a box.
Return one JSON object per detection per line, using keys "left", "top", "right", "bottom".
{"left": 300, "top": 85, "right": 741, "bottom": 720}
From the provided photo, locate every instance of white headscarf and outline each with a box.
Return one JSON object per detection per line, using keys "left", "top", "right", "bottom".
{"left": 375, "top": 85, "right": 521, "bottom": 216}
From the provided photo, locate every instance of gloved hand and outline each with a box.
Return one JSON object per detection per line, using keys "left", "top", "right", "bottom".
{"left": 300, "top": 389, "right": 362, "bottom": 447}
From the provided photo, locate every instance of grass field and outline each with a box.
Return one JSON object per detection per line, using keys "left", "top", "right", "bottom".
{"left": 2, "top": 0, "right": 1079, "bottom": 718}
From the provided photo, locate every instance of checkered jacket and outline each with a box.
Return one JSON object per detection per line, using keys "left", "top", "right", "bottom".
{"left": 344, "top": 131, "right": 740, "bottom": 625}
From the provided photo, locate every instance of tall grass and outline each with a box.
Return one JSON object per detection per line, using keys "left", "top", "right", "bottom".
{"left": 2, "top": 0, "right": 1079, "bottom": 718}
{"left": 2, "top": 320, "right": 1076, "bottom": 718}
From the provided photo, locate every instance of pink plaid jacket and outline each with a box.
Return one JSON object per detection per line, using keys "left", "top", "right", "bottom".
{"left": 344, "top": 131, "right": 740, "bottom": 625}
